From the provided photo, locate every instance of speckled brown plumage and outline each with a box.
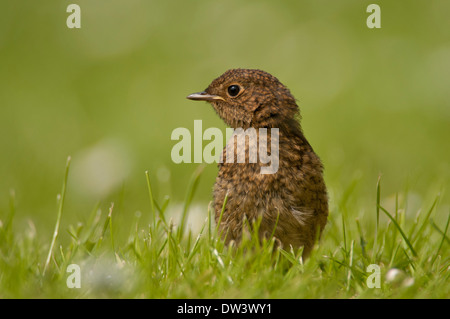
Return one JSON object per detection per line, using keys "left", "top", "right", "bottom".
{"left": 187, "top": 69, "right": 328, "bottom": 258}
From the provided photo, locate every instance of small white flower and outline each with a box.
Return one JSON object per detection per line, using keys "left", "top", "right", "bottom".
{"left": 385, "top": 268, "right": 403, "bottom": 283}
{"left": 403, "top": 277, "right": 415, "bottom": 287}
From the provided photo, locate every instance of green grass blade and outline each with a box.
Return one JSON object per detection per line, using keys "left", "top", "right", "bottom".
{"left": 99, "top": 202, "right": 115, "bottom": 252}
{"left": 216, "top": 191, "right": 229, "bottom": 240}
{"left": 411, "top": 194, "right": 440, "bottom": 243}
{"left": 431, "top": 211, "right": 450, "bottom": 265}
{"left": 430, "top": 218, "right": 450, "bottom": 244}
{"left": 145, "top": 171, "right": 157, "bottom": 223}
{"left": 43, "top": 156, "right": 71, "bottom": 276}
{"left": 341, "top": 210, "right": 347, "bottom": 254}
{"left": 177, "top": 165, "right": 205, "bottom": 241}
{"left": 5, "top": 189, "right": 16, "bottom": 234}
{"left": 346, "top": 240, "right": 354, "bottom": 291}
{"left": 373, "top": 175, "right": 381, "bottom": 262}
{"left": 378, "top": 205, "right": 417, "bottom": 257}
{"left": 355, "top": 218, "right": 368, "bottom": 260}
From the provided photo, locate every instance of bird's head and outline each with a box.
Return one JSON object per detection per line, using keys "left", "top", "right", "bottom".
{"left": 187, "top": 69, "right": 300, "bottom": 130}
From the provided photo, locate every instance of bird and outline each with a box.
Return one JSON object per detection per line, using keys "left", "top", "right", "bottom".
{"left": 187, "top": 68, "right": 328, "bottom": 258}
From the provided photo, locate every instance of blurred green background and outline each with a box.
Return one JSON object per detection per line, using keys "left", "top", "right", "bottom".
{"left": 0, "top": 1, "right": 449, "bottom": 237}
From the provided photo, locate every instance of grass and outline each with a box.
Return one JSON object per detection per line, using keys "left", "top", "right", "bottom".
{"left": 0, "top": 158, "right": 448, "bottom": 299}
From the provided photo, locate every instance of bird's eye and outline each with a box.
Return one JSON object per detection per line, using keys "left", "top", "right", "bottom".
{"left": 227, "top": 85, "right": 241, "bottom": 97}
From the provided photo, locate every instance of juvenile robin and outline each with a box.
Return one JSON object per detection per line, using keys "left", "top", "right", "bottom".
{"left": 187, "top": 69, "right": 328, "bottom": 258}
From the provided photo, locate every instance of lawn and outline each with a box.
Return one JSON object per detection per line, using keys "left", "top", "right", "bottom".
{"left": 0, "top": 159, "right": 448, "bottom": 298}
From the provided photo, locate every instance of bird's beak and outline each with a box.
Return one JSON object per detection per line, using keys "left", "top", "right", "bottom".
{"left": 186, "top": 91, "right": 225, "bottom": 102}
